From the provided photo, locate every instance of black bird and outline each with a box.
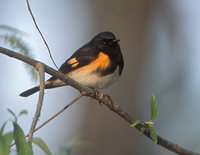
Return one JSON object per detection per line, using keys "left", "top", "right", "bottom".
{"left": 20, "top": 31, "right": 124, "bottom": 97}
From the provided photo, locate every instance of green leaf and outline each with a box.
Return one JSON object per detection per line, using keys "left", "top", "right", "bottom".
{"left": 150, "top": 95, "right": 158, "bottom": 120}
{"left": 0, "top": 132, "right": 13, "bottom": 155}
{"left": 0, "top": 121, "right": 8, "bottom": 136}
{"left": 18, "top": 110, "right": 28, "bottom": 117}
{"left": 31, "top": 137, "right": 52, "bottom": 155}
{"left": 4, "top": 132, "right": 13, "bottom": 145}
{"left": 148, "top": 125, "right": 158, "bottom": 143}
{"left": 13, "top": 122, "right": 33, "bottom": 155}
{"left": 130, "top": 120, "right": 145, "bottom": 127}
{"left": 7, "top": 109, "right": 17, "bottom": 122}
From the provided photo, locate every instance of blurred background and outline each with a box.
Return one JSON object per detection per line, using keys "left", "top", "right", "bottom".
{"left": 1, "top": 0, "right": 200, "bottom": 155}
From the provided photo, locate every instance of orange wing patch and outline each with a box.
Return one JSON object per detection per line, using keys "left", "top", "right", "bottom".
{"left": 69, "top": 52, "right": 110, "bottom": 73}
{"left": 68, "top": 58, "right": 78, "bottom": 64}
{"left": 71, "top": 62, "right": 79, "bottom": 67}
{"left": 68, "top": 58, "right": 79, "bottom": 68}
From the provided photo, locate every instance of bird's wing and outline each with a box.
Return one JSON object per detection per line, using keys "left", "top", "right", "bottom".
{"left": 59, "top": 45, "right": 98, "bottom": 74}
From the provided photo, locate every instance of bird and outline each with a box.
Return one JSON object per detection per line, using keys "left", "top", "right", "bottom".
{"left": 19, "top": 31, "right": 124, "bottom": 97}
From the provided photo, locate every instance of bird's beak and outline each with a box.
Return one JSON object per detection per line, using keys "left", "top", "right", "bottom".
{"left": 112, "top": 39, "right": 120, "bottom": 43}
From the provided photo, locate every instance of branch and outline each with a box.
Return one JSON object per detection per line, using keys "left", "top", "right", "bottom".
{"left": 26, "top": 0, "right": 58, "bottom": 69}
{"left": 10, "top": 93, "right": 84, "bottom": 147}
{"left": 28, "top": 63, "right": 45, "bottom": 145}
{"left": 27, "top": 93, "right": 84, "bottom": 137}
{"left": 0, "top": 46, "right": 199, "bottom": 155}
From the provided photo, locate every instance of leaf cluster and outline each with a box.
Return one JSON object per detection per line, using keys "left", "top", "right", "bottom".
{"left": 0, "top": 109, "right": 52, "bottom": 155}
{"left": 131, "top": 95, "right": 158, "bottom": 143}
{"left": 0, "top": 25, "right": 37, "bottom": 81}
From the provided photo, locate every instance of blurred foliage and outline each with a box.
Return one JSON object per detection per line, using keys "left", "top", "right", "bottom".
{"left": 31, "top": 137, "right": 52, "bottom": 155}
{"left": 0, "top": 25, "right": 38, "bottom": 81}
{"left": 131, "top": 95, "right": 158, "bottom": 143}
{"left": 0, "top": 122, "right": 13, "bottom": 155}
{"left": 7, "top": 108, "right": 28, "bottom": 123}
{"left": 59, "top": 138, "right": 91, "bottom": 155}
{"left": 0, "top": 109, "right": 52, "bottom": 155}
{"left": 0, "top": 109, "right": 90, "bottom": 155}
{"left": 13, "top": 122, "right": 34, "bottom": 155}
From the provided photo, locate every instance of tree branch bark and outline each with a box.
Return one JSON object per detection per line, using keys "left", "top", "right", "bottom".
{"left": 0, "top": 46, "right": 199, "bottom": 155}
{"left": 28, "top": 63, "right": 45, "bottom": 145}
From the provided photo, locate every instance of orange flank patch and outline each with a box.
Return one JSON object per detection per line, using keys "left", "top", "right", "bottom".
{"left": 94, "top": 52, "right": 110, "bottom": 69}
{"left": 69, "top": 52, "right": 110, "bottom": 73}
{"left": 68, "top": 58, "right": 78, "bottom": 64}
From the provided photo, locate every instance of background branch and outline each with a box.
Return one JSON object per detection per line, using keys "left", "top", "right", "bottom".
{"left": 27, "top": 93, "right": 84, "bottom": 137}
{"left": 10, "top": 93, "right": 84, "bottom": 147}
{"left": 26, "top": 0, "right": 58, "bottom": 69}
{"left": 0, "top": 46, "right": 199, "bottom": 155}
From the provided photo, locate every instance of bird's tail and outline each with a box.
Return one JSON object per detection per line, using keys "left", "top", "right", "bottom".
{"left": 19, "top": 86, "right": 40, "bottom": 97}
{"left": 19, "top": 77, "right": 67, "bottom": 97}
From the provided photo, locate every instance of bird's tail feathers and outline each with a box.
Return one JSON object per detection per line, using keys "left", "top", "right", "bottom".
{"left": 19, "top": 86, "right": 39, "bottom": 97}
{"left": 19, "top": 78, "right": 67, "bottom": 97}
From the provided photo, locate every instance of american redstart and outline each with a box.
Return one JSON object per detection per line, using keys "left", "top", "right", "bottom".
{"left": 20, "top": 31, "right": 124, "bottom": 97}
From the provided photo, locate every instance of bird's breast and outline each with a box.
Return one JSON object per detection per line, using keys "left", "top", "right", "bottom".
{"left": 67, "top": 65, "right": 120, "bottom": 90}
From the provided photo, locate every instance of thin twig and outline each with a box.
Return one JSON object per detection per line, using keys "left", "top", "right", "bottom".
{"left": 28, "top": 63, "right": 45, "bottom": 145}
{"left": 27, "top": 92, "right": 84, "bottom": 136}
{"left": 26, "top": 0, "right": 58, "bottom": 69}
{"left": 10, "top": 93, "right": 84, "bottom": 147}
{"left": 0, "top": 47, "right": 199, "bottom": 155}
